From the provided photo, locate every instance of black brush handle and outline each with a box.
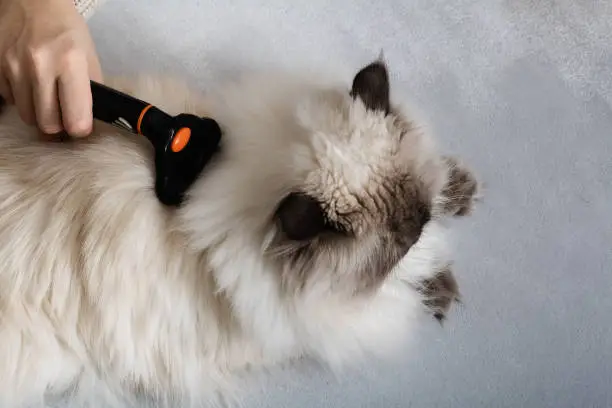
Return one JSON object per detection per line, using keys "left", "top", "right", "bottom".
{"left": 90, "top": 81, "right": 172, "bottom": 149}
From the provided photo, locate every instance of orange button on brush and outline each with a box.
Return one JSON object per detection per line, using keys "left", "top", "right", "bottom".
{"left": 171, "top": 127, "right": 191, "bottom": 152}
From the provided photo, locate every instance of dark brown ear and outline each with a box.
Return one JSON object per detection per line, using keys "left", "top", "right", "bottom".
{"left": 275, "top": 193, "right": 327, "bottom": 241}
{"left": 350, "top": 60, "right": 390, "bottom": 114}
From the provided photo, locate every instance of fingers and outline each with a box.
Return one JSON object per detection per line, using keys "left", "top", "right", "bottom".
{"left": 31, "top": 49, "right": 63, "bottom": 134}
{"left": 13, "top": 78, "right": 36, "bottom": 126}
{"left": 4, "top": 49, "right": 36, "bottom": 126}
{"left": 33, "top": 80, "right": 63, "bottom": 135}
{"left": 57, "top": 50, "right": 92, "bottom": 137}
{"left": 0, "top": 0, "right": 100, "bottom": 139}
{"left": 2, "top": 46, "right": 96, "bottom": 138}
{"left": 1, "top": 39, "right": 98, "bottom": 140}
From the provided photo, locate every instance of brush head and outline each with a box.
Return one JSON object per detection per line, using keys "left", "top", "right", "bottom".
{"left": 153, "top": 113, "right": 222, "bottom": 206}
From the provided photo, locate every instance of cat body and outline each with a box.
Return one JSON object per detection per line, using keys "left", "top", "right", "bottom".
{"left": 0, "top": 60, "right": 478, "bottom": 407}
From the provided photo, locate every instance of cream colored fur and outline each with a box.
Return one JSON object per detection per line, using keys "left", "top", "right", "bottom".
{"left": 0, "top": 65, "right": 462, "bottom": 407}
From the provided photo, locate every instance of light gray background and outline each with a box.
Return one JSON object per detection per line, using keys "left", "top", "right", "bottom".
{"left": 88, "top": 1, "right": 612, "bottom": 407}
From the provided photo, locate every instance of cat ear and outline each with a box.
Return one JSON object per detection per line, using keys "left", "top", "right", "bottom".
{"left": 275, "top": 193, "right": 327, "bottom": 241}
{"left": 350, "top": 59, "right": 390, "bottom": 114}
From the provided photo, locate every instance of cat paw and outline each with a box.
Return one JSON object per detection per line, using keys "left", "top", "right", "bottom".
{"left": 416, "top": 264, "right": 460, "bottom": 323}
{"left": 439, "top": 156, "right": 480, "bottom": 217}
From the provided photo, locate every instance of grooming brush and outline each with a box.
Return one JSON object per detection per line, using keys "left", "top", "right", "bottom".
{"left": 90, "top": 80, "right": 222, "bottom": 207}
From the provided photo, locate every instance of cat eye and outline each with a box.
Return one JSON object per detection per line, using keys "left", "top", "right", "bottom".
{"left": 275, "top": 192, "right": 346, "bottom": 241}
{"left": 275, "top": 193, "right": 328, "bottom": 241}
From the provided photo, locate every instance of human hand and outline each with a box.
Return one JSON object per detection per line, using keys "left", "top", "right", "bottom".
{"left": 0, "top": 0, "right": 103, "bottom": 137}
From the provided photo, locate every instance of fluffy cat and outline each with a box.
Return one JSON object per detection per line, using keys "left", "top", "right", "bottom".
{"left": 0, "top": 58, "right": 479, "bottom": 407}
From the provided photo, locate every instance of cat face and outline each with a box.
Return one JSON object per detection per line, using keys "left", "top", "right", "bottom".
{"left": 265, "top": 60, "right": 449, "bottom": 294}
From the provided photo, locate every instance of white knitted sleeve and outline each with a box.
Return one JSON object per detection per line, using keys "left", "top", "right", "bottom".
{"left": 73, "top": 0, "right": 106, "bottom": 20}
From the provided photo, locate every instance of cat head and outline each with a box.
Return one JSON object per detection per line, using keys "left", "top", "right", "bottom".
{"left": 261, "top": 59, "right": 455, "bottom": 294}
{"left": 166, "top": 58, "right": 477, "bottom": 296}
